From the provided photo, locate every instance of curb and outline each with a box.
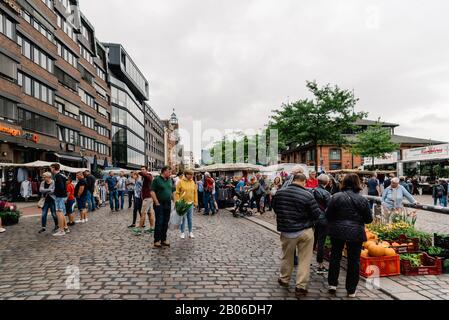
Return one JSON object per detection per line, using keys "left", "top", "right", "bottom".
{"left": 225, "top": 209, "right": 422, "bottom": 301}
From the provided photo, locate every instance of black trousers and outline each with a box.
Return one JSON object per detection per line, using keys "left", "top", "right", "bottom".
{"left": 328, "top": 238, "right": 363, "bottom": 294}
{"left": 198, "top": 191, "right": 204, "bottom": 209}
{"left": 132, "top": 197, "right": 142, "bottom": 225}
{"left": 314, "top": 225, "right": 328, "bottom": 264}
{"left": 128, "top": 191, "right": 134, "bottom": 208}
{"left": 254, "top": 193, "right": 263, "bottom": 212}
{"left": 154, "top": 202, "right": 171, "bottom": 243}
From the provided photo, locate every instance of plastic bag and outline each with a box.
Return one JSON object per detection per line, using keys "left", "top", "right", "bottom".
{"left": 169, "top": 203, "right": 182, "bottom": 230}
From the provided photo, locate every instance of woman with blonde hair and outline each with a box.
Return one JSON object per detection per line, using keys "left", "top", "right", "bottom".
{"left": 175, "top": 169, "right": 198, "bottom": 239}
{"left": 39, "top": 172, "right": 57, "bottom": 233}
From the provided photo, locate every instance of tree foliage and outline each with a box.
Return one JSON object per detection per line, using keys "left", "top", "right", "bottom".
{"left": 268, "top": 81, "right": 367, "bottom": 170}
{"left": 351, "top": 121, "right": 399, "bottom": 167}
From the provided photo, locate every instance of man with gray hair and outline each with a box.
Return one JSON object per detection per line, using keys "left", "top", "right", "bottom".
{"left": 281, "top": 165, "right": 305, "bottom": 190}
{"left": 273, "top": 173, "right": 323, "bottom": 298}
{"left": 382, "top": 177, "right": 418, "bottom": 222}
{"left": 310, "top": 174, "right": 331, "bottom": 274}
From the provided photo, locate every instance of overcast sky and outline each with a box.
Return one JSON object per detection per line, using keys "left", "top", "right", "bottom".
{"left": 81, "top": 0, "right": 449, "bottom": 159}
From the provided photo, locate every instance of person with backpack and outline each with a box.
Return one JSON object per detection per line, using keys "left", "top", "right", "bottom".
{"left": 433, "top": 180, "right": 447, "bottom": 207}
{"left": 311, "top": 174, "right": 332, "bottom": 275}
{"left": 203, "top": 172, "right": 216, "bottom": 216}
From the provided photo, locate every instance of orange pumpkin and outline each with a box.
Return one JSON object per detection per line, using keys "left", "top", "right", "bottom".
{"left": 392, "top": 242, "right": 400, "bottom": 247}
{"left": 384, "top": 248, "right": 397, "bottom": 256}
{"left": 381, "top": 241, "right": 391, "bottom": 248}
{"left": 364, "top": 240, "right": 377, "bottom": 250}
{"left": 368, "top": 244, "right": 386, "bottom": 257}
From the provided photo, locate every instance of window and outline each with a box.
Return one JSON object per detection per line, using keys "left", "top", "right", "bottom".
{"left": 95, "top": 124, "right": 110, "bottom": 138}
{"left": 329, "top": 149, "right": 342, "bottom": 161}
{"left": 127, "top": 149, "right": 145, "bottom": 166}
{"left": 58, "top": 126, "right": 79, "bottom": 145}
{"left": 56, "top": 97, "right": 79, "bottom": 119}
{"left": 42, "top": 0, "right": 53, "bottom": 9}
{"left": 18, "top": 108, "right": 56, "bottom": 136}
{"left": 93, "top": 82, "right": 107, "bottom": 100}
{"left": 96, "top": 142, "right": 110, "bottom": 156}
{"left": 80, "top": 135, "right": 95, "bottom": 151}
{"left": 78, "top": 88, "right": 95, "bottom": 108}
{"left": 79, "top": 45, "right": 94, "bottom": 65}
{"left": 57, "top": 41, "right": 78, "bottom": 68}
{"left": 0, "top": 11, "right": 15, "bottom": 40}
{"left": 78, "top": 64, "right": 93, "bottom": 85}
{"left": 22, "top": 10, "right": 53, "bottom": 42}
{"left": 127, "top": 131, "right": 145, "bottom": 150}
{"left": 55, "top": 66, "right": 78, "bottom": 92}
{"left": 96, "top": 65, "right": 106, "bottom": 81}
{"left": 123, "top": 55, "right": 147, "bottom": 94}
{"left": 80, "top": 113, "right": 95, "bottom": 129}
{"left": 0, "top": 53, "right": 17, "bottom": 80}
{"left": 18, "top": 72, "right": 55, "bottom": 105}
{"left": 96, "top": 104, "right": 109, "bottom": 120}
{"left": 17, "top": 35, "right": 54, "bottom": 73}
{"left": 57, "top": 13, "right": 76, "bottom": 42}
{"left": 0, "top": 96, "right": 17, "bottom": 122}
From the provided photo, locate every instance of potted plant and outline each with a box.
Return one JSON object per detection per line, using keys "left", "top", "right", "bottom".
{"left": 0, "top": 201, "right": 21, "bottom": 226}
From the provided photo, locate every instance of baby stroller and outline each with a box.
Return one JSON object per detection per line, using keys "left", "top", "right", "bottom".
{"left": 231, "top": 191, "right": 252, "bottom": 218}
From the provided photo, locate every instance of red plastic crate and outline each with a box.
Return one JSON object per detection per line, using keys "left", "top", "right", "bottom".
{"left": 401, "top": 253, "right": 443, "bottom": 276}
{"left": 360, "top": 255, "right": 401, "bottom": 278}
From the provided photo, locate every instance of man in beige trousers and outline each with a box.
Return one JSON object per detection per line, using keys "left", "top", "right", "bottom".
{"left": 272, "top": 173, "right": 323, "bottom": 298}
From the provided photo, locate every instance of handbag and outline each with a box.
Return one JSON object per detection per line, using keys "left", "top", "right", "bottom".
{"left": 37, "top": 197, "right": 45, "bottom": 209}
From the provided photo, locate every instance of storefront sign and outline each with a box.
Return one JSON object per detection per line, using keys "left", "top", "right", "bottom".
{"left": 402, "top": 144, "right": 449, "bottom": 162}
{"left": 1, "top": 0, "right": 22, "bottom": 15}
{"left": 0, "top": 125, "right": 21, "bottom": 137}
{"left": 364, "top": 152, "right": 399, "bottom": 165}
{"left": 23, "top": 133, "right": 39, "bottom": 144}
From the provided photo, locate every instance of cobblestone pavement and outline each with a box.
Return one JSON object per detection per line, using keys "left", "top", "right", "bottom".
{"left": 252, "top": 209, "right": 449, "bottom": 300}
{"left": 0, "top": 207, "right": 392, "bottom": 300}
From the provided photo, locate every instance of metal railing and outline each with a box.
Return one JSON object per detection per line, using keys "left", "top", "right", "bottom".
{"left": 364, "top": 195, "right": 449, "bottom": 215}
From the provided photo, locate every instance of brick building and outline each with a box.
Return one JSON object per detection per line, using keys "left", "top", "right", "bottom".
{"left": 0, "top": 0, "right": 112, "bottom": 168}
{"left": 281, "top": 119, "right": 445, "bottom": 171}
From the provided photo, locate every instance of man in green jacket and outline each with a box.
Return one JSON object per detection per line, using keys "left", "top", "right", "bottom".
{"left": 151, "top": 166, "right": 174, "bottom": 248}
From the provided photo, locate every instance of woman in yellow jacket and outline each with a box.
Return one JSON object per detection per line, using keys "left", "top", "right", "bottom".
{"left": 175, "top": 169, "right": 198, "bottom": 239}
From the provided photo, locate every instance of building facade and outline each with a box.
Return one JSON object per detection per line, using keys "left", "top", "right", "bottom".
{"left": 104, "top": 43, "right": 148, "bottom": 170}
{"left": 144, "top": 103, "right": 165, "bottom": 171}
{"left": 0, "top": 0, "right": 112, "bottom": 169}
{"left": 281, "top": 119, "right": 445, "bottom": 172}
{"left": 183, "top": 150, "right": 194, "bottom": 169}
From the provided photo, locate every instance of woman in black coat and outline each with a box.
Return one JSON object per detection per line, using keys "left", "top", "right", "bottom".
{"left": 325, "top": 173, "right": 373, "bottom": 298}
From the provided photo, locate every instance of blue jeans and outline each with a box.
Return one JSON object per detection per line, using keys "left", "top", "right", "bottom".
{"left": 41, "top": 201, "right": 57, "bottom": 228}
{"left": 118, "top": 190, "right": 125, "bottom": 210}
{"left": 87, "top": 191, "right": 96, "bottom": 212}
{"left": 109, "top": 190, "right": 119, "bottom": 210}
{"left": 180, "top": 206, "right": 193, "bottom": 233}
{"left": 440, "top": 197, "right": 448, "bottom": 207}
{"left": 204, "top": 192, "right": 216, "bottom": 214}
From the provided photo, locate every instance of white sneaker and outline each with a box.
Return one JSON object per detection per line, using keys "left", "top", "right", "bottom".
{"left": 82, "top": 219, "right": 86, "bottom": 223}
{"left": 180, "top": 233, "right": 186, "bottom": 239}
{"left": 85, "top": 218, "right": 89, "bottom": 223}
{"left": 52, "top": 230, "right": 66, "bottom": 237}
{"left": 64, "top": 228, "right": 70, "bottom": 234}
{"left": 328, "top": 286, "right": 337, "bottom": 294}
{"left": 348, "top": 292, "right": 357, "bottom": 298}
{"left": 189, "top": 232, "right": 195, "bottom": 239}
{"left": 76, "top": 220, "right": 83, "bottom": 224}
{"left": 0, "top": 228, "right": 6, "bottom": 233}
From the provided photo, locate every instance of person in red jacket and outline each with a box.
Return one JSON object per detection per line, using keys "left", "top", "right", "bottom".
{"left": 306, "top": 171, "right": 319, "bottom": 189}
{"left": 66, "top": 176, "right": 76, "bottom": 226}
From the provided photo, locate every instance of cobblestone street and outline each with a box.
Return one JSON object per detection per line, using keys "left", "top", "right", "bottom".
{"left": 0, "top": 207, "right": 392, "bottom": 300}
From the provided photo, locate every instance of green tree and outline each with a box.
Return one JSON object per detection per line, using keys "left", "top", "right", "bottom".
{"left": 269, "top": 81, "right": 367, "bottom": 171}
{"left": 351, "top": 121, "right": 399, "bottom": 168}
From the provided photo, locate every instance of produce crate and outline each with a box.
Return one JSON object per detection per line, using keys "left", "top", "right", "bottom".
{"left": 434, "top": 233, "right": 449, "bottom": 250}
{"left": 401, "top": 253, "right": 443, "bottom": 276}
{"left": 360, "top": 255, "right": 401, "bottom": 278}
{"left": 385, "top": 235, "right": 420, "bottom": 254}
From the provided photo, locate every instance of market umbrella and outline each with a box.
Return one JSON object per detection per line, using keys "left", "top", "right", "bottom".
{"left": 92, "top": 155, "right": 98, "bottom": 173}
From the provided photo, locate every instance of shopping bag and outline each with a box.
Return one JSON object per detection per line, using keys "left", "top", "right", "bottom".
{"left": 37, "top": 197, "right": 45, "bottom": 209}
{"left": 169, "top": 203, "right": 182, "bottom": 230}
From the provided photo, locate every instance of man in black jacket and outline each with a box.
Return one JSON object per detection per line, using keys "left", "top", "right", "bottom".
{"left": 84, "top": 170, "right": 97, "bottom": 212}
{"left": 272, "top": 173, "right": 323, "bottom": 298}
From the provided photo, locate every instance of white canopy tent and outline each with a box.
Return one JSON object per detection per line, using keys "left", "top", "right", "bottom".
{"left": 0, "top": 161, "right": 89, "bottom": 173}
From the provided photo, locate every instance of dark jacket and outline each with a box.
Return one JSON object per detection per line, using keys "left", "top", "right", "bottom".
{"left": 310, "top": 186, "right": 331, "bottom": 226}
{"left": 86, "top": 174, "right": 96, "bottom": 193}
{"left": 273, "top": 184, "right": 323, "bottom": 233}
{"left": 325, "top": 190, "right": 373, "bottom": 242}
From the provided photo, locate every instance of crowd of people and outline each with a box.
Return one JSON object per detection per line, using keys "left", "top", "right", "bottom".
{"left": 270, "top": 166, "right": 419, "bottom": 299}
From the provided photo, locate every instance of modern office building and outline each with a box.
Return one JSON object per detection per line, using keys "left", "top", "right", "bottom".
{"left": 144, "top": 103, "right": 165, "bottom": 171}
{"left": 183, "top": 150, "right": 194, "bottom": 169}
{"left": 103, "top": 43, "right": 148, "bottom": 169}
{"left": 0, "top": 0, "right": 112, "bottom": 168}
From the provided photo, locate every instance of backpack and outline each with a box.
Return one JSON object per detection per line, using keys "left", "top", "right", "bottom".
{"left": 436, "top": 185, "right": 445, "bottom": 198}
